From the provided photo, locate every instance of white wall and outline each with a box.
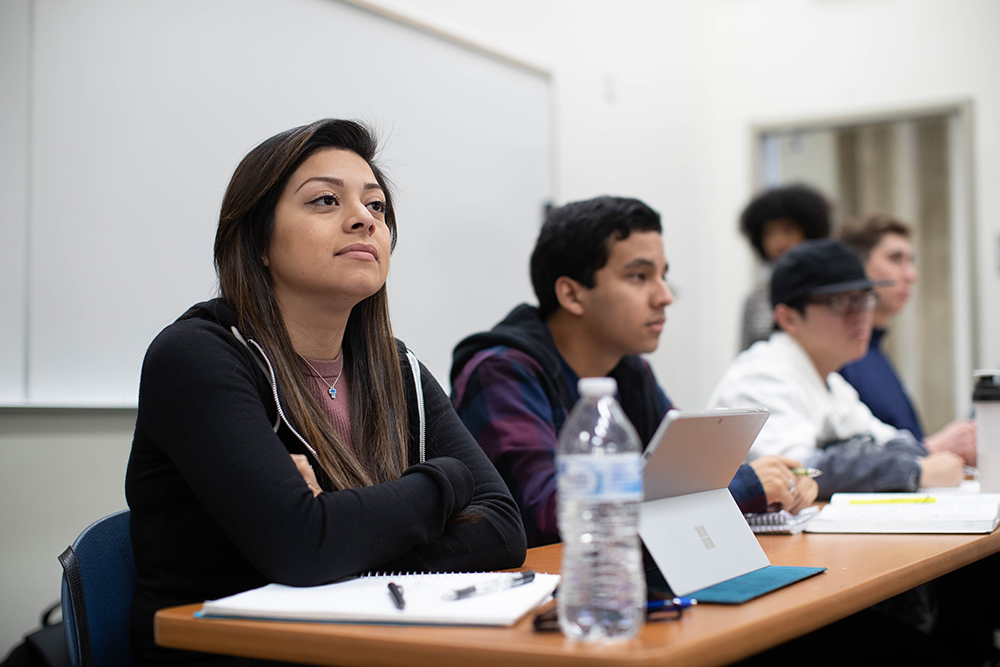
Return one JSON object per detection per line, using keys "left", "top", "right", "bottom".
{"left": 364, "top": 0, "right": 720, "bottom": 408}
{"left": 369, "top": 0, "right": 1000, "bottom": 409}
{"left": 4, "top": 0, "right": 1000, "bottom": 653}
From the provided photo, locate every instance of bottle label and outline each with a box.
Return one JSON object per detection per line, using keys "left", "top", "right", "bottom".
{"left": 557, "top": 453, "right": 643, "bottom": 501}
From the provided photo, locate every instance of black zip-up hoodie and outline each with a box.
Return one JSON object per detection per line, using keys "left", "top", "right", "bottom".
{"left": 126, "top": 299, "right": 525, "bottom": 665}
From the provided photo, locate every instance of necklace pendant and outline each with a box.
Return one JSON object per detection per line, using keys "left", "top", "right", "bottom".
{"left": 329, "top": 387, "right": 337, "bottom": 400}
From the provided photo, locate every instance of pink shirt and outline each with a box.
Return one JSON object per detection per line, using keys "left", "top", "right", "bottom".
{"left": 298, "top": 352, "right": 354, "bottom": 451}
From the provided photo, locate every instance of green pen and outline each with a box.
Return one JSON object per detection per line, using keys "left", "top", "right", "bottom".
{"left": 791, "top": 467, "right": 822, "bottom": 478}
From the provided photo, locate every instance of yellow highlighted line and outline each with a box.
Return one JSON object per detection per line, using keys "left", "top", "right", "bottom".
{"left": 848, "top": 497, "right": 936, "bottom": 505}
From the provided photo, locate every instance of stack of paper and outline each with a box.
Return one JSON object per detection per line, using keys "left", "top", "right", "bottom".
{"left": 805, "top": 493, "right": 1000, "bottom": 534}
{"left": 198, "top": 571, "right": 560, "bottom": 627}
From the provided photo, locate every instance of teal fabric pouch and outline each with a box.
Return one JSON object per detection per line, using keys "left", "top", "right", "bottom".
{"left": 687, "top": 565, "right": 826, "bottom": 604}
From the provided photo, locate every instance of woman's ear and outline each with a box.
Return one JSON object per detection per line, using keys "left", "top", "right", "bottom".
{"left": 554, "top": 276, "right": 587, "bottom": 317}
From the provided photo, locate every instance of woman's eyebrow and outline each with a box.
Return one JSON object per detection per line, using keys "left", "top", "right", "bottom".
{"left": 294, "top": 176, "right": 384, "bottom": 193}
{"left": 295, "top": 176, "right": 342, "bottom": 192}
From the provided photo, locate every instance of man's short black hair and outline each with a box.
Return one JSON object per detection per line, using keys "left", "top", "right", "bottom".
{"left": 739, "top": 184, "right": 831, "bottom": 261}
{"left": 530, "top": 196, "right": 662, "bottom": 320}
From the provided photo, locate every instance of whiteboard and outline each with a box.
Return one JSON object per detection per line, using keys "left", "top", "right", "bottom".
{"left": 3, "top": 0, "right": 551, "bottom": 406}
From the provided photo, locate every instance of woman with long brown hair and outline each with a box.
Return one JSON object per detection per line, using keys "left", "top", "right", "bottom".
{"left": 125, "top": 119, "right": 526, "bottom": 665}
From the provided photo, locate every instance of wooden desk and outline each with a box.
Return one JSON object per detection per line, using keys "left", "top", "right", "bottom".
{"left": 156, "top": 530, "right": 1000, "bottom": 667}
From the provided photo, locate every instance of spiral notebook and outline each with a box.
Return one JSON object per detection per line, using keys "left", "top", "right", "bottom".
{"left": 744, "top": 506, "right": 820, "bottom": 535}
{"left": 197, "top": 571, "right": 561, "bottom": 627}
{"left": 805, "top": 493, "right": 1000, "bottom": 534}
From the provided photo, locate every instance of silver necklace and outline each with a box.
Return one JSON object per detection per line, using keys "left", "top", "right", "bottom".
{"left": 299, "top": 354, "right": 343, "bottom": 399}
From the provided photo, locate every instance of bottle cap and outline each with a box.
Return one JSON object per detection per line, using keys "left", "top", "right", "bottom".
{"left": 578, "top": 377, "right": 617, "bottom": 397}
{"left": 973, "top": 370, "right": 1000, "bottom": 402}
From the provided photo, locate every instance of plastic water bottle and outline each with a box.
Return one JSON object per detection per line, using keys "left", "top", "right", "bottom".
{"left": 557, "top": 377, "right": 645, "bottom": 642}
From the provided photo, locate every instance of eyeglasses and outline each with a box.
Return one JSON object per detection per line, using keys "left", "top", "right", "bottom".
{"left": 807, "top": 291, "right": 878, "bottom": 315}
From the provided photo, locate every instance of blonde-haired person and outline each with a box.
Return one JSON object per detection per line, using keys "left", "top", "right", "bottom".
{"left": 125, "top": 120, "right": 526, "bottom": 666}
{"left": 838, "top": 214, "right": 975, "bottom": 465}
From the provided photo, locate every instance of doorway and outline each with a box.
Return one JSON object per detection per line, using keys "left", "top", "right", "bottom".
{"left": 754, "top": 103, "right": 977, "bottom": 429}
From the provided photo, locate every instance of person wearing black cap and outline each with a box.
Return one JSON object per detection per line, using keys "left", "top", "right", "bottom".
{"left": 707, "top": 239, "right": 964, "bottom": 497}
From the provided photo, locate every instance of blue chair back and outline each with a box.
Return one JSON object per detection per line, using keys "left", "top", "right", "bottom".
{"left": 58, "top": 509, "right": 135, "bottom": 667}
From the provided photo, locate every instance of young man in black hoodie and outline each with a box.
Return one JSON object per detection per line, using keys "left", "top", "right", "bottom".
{"left": 450, "top": 196, "right": 816, "bottom": 547}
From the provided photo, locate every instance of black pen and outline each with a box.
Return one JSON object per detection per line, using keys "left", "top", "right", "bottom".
{"left": 387, "top": 582, "right": 405, "bottom": 610}
{"left": 445, "top": 570, "right": 535, "bottom": 600}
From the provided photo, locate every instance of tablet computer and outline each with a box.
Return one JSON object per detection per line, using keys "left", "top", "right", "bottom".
{"left": 642, "top": 408, "right": 770, "bottom": 502}
{"left": 638, "top": 408, "right": 771, "bottom": 596}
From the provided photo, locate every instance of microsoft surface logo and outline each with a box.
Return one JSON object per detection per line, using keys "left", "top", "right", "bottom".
{"left": 694, "top": 525, "right": 716, "bottom": 549}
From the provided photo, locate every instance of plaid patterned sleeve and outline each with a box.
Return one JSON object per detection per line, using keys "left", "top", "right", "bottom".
{"left": 451, "top": 346, "right": 564, "bottom": 547}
